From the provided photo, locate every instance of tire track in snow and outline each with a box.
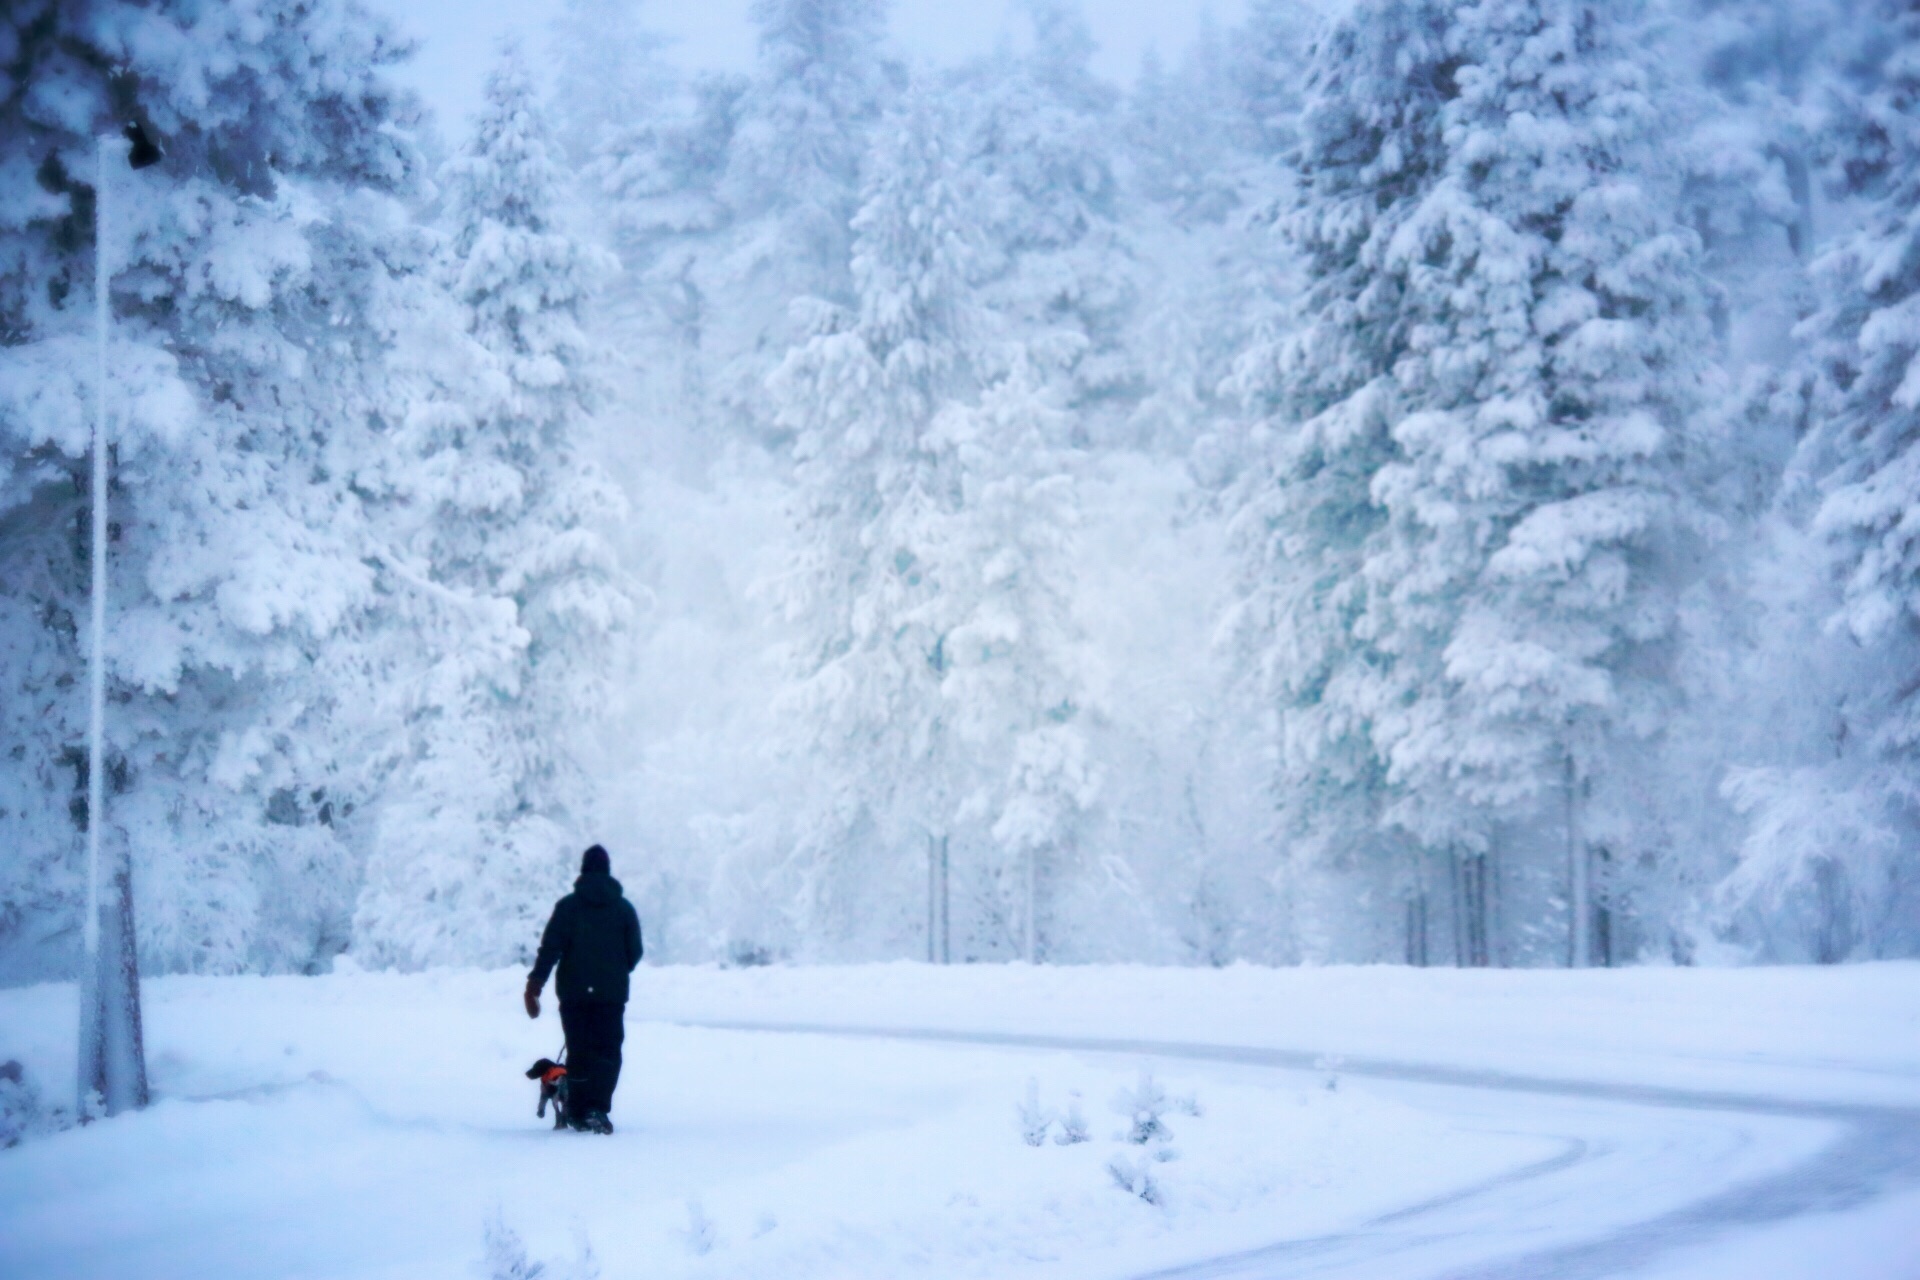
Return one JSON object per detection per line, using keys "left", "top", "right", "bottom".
{"left": 663, "top": 1019, "right": 1920, "bottom": 1280}
{"left": 1434, "top": 1113, "right": 1920, "bottom": 1280}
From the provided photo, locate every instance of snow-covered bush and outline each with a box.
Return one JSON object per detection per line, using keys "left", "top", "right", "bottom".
{"left": 480, "top": 1208, "right": 545, "bottom": 1280}
{"left": 1017, "top": 1076, "right": 1055, "bottom": 1146}
{"left": 567, "top": 1233, "right": 600, "bottom": 1280}
{"left": 681, "top": 1200, "right": 718, "bottom": 1256}
{"left": 1112, "top": 1070, "right": 1177, "bottom": 1146}
{"left": 1105, "top": 1153, "right": 1164, "bottom": 1205}
{"left": 1056, "top": 1089, "right": 1091, "bottom": 1145}
{"left": 0, "top": 1060, "right": 68, "bottom": 1148}
{"left": 476, "top": 1213, "right": 601, "bottom": 1280}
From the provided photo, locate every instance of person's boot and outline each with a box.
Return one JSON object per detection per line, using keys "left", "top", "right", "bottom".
{"left": 563, "top": 1075, "right": 591, "bottom": 1130}
{"left": 584, "top": 1111, "right": 614, "bottom": 1135}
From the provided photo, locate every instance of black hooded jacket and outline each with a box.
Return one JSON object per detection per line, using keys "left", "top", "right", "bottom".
{"left": 529, "top": 871, "right": 643, "bottom": 1005}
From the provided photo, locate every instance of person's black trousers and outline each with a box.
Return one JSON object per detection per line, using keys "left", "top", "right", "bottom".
{"left": 559, "top": 1000, "right": 626, "bottom": 1116}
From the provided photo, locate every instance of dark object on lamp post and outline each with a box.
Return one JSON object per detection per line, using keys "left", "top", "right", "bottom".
{"left": 123, "top": 122, "right": 162, "bottom": 170}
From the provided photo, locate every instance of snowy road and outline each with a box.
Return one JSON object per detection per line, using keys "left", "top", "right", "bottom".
{"left": 674, "top": 1020, "right": 1920, "bottom": 1280}
{"left": 4, "top": 965, "right": 1918, "bottom": 1278}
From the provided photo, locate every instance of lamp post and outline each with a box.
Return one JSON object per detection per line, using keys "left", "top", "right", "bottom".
{"left": 78, "top": 122, "right": 161, "bottom": 1118}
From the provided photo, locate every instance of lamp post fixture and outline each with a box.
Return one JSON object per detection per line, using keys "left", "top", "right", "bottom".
{"left": 78, "top": 121, "right": 161, "bottom": 1118}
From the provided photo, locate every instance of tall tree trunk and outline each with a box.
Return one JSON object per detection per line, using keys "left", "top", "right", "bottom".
{"left": 1404, "top": 892, "right": 1429, "bottom": 966}
{"left": 1023, "top": 845, "right": 1037, "bottom": 964}
{"left": 927, "top": 832, "right": 949, "bottom": 964}
{"left": 1448, "top": 852, "right": 1465, "bottom": 966}
{"left": 1593, "top": 846, "right": 1614, "bottom": 967}
{"left": 1487, "top": 844, "right": 1504, "bottom": 967}
{"left": 1567, "top": 753, "right": 1590, "bottom": 968}
{"left": 1451, "top": 850, "right": 1491, "bottom": 967}
{"left": 1814, "top": 859, "right": 1853, "bottom": 964}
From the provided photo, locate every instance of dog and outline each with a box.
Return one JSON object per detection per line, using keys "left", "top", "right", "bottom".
{"left": 525, "top": 1057, "right": 571, "bottom": 1130}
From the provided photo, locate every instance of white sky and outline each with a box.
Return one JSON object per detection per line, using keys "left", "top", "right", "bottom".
{"left": 365, "top": 0, "right": 1249, "bottom": 134}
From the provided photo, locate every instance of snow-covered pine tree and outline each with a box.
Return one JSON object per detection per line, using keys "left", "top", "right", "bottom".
{"left": 1676, "top": 0, "right": 1843, "bottom": 299}
{"left": 0, "top": 0, "right": 448, "bottom": 977}
{"left": 1234, "top": 0, "right": 1724, "bottom": 965}
{"left": 934, "top": 7, "right": 1142, "bottom": 960}
{"left": 586, "top": 65, "right": 743, "bottom": 488}
{"left": 954, "top": 2, "right": 1136, "bottom": 436}
{"left": 1415, "top": 0, "right": 1729, "bottom": 968}
{"left": 1200, "top": 0, "right": 1328, "bottom": 401}
{"left": 1123, "top": 12, "right": 1298, "bottom": 461}
{"left": 563, "top": 1, "right": 903, "bottom": 964}
{"left": 768, "top": 78, "right": 980, "bottom": 958}
{"left": 726, "top": 0, "right": 894, "bottom": 268}
{"left": 547, "top": 0, "right": 674, "bottom": 169}
{"left": 1126, "top": 32, "right": 1245, "bottom": 232}
{"left": 352, "top": 48, "right": 628, "bottom": 969}
{"left": 709, "top": 0, "right": 899, "bottom": 437}
{"left": 1082, "top": 1, "right": 1324, "bottom": 968}
{"left": 1221, "top": 0, "right": 1456, "bottom": 964}
{"left": 771, "top": 71, "right": 1108, "bottom": 961}
{"left": 1718, "top": 0, "right": 1920, "bottom": 960}
{"left": 933, "top": 356, "right": 1102, "bottom": 963}
{"left": 1617, "top": 0, "right": 1856, "bottom": 967}
{"left": 581, "top": 0, "right": 897, "bottom": 472}
{"left": 1654, "top": 0, "right": 1841, "bottom": 521}
{"left": 1235, "top": 0, "right": 1327, "bottom": 163}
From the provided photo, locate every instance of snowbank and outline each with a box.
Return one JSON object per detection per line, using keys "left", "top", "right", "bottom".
{"left": 634, "top": 959, "right": 1920, "bottom": 1106}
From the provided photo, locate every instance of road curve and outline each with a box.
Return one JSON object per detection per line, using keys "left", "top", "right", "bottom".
{"left": 665, "top": 1019, "right": 1920, "bottom": 1280}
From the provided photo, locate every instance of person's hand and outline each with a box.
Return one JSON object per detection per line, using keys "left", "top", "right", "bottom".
{"left": 523, "top": 982, "right": 540, "bottom": 1020}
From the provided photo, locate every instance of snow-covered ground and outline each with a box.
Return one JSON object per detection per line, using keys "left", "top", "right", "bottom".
{"left": 1, "top": 963, "right": 1917, "bottom": 1279}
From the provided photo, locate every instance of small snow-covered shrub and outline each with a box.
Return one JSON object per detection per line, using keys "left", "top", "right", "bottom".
{"left": 0, "top": 1062, "right": 36, "bottom": 1148}
{"left": 682, "top": 1200, "right": 717, "bottom": 1256}
{"left": 480, "top": 1208, "right": 544, "bottom": 1280}
{"left": 1017, "top": 1077, "right": 1055, "bottom": 1146}
{"left": 725, "top": 941, "right": 778, "bottom": 968}
{"left": 0, "top": 1061, "right": 69, "bottom": 1147}
{"left": 1112, "top": 1070, "right": 1175, "bottom": 1145}
{"left": 1106, "top": 1154, "right": 1163, "bottom": 1205}
{"left": 567, "top": 1231, "right": 600, "bottom": 1280}
{"left": 1055, "top": 1089, "right": 1091, "bottom": 1145}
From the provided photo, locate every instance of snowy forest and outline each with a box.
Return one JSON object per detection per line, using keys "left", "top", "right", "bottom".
{"left": 1, "top": 0, "right": 1916, "bottom": 981}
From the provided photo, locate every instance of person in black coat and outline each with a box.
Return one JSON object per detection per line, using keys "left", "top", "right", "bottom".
{"left": 524, "top": 844, "right": 643, "bottom": 1134}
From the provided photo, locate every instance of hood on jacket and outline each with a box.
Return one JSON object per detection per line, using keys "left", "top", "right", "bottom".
{"left": 574, "top": 871, "right": 624, "bottom": 906}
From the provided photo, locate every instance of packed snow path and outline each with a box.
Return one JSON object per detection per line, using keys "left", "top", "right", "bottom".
{"left": 1, "top": 964, "right": 1917, "bottom": 1278}
{"left": 684, "top": 1021, "right": 1920, "bottom": 1279}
